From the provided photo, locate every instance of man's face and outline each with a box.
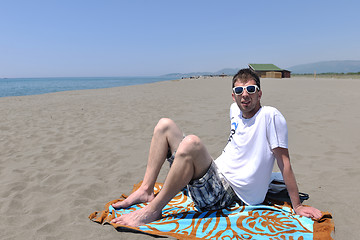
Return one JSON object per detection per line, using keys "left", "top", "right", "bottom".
{"left": 232, "top": 79, "right": 262, "bottom": 119}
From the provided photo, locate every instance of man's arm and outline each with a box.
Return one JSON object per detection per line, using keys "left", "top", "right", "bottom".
{"left": 273, "top": 147, "right": 322, "bottom": 219}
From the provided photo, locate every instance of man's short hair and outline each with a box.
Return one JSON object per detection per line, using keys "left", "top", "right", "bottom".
{"left": 232, "top": 68, "right": 260, "bottom": 89}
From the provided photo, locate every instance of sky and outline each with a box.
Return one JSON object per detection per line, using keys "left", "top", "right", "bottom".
{"left": 1, "top": 0, "right": 359, "bottom": 78}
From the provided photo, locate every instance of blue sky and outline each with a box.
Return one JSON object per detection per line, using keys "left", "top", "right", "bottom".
{"left": 1, "top": 0, "right": 359, "bottom": 77}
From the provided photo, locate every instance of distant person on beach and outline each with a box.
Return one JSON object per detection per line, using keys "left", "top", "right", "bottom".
{"left": 111, "top": 68, "right": 322, "bottom": 227}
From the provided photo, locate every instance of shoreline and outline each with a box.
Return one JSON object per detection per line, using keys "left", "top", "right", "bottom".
{"left": 1, "top": 76, "right": 358, "bottom": 239}
{"left": 0, "top": 76, "right": 179, "bottom": 98}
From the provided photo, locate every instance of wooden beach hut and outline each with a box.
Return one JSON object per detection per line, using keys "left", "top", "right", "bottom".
{"left": 248, "top": 64, "right": 291, "bottom": 78}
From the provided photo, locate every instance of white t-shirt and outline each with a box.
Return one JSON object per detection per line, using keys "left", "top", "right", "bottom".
{"left": 215, "top": 103, "right": 288, "bottom": 205}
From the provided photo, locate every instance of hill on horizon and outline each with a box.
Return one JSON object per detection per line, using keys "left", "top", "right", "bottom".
{"left": 161, "top": 68, "right": 238, "bottom": 78}
{"left": 287, "top": 60, "right": 360, "bottom": 74}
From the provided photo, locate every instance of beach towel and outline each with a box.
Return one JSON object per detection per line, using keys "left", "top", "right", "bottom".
{"left": 89, "top": 182, "right": 334, "bottom": 239}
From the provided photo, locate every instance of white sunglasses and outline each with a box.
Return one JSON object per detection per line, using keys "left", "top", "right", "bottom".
{"left": 233, "top": 85, "right": 259, "bottom": 95}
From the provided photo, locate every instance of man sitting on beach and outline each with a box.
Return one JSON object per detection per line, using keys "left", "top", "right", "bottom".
{"left": 111, "top": 68, "right": 322, "bottom": 227}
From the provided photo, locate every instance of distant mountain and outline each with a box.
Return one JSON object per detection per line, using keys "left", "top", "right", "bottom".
{"left": 161, "top": 72, "right": 212, "bottom": 78}
{"left": 213, "top": 68, "right": 239, "bottom": 75}
{"left": 162, "top": 68, "right": 239, "bottom": 78}
{"left": 288, "top": 60, "right": 360, "bottom": 74}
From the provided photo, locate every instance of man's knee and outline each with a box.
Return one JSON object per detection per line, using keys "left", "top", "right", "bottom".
{"left": 177, "top": 135, "right": 202, "bottom": 155}
{"left": 154, "top": 118, "right": 175, "bottom": 134}
{"left": 175, "top": 135, "right": 212, "bottom": 178}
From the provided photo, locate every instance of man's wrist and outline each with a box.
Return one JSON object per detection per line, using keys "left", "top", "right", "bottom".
{"left": 293, "top": 204, "right": 303, "bottom": 212}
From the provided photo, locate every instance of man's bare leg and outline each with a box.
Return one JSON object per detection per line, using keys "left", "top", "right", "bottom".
{"left": 112, "top": 118, "right": 184, "bottom": 209}
{"left": 111, "top": 134, "right": 213, "bottom": 226}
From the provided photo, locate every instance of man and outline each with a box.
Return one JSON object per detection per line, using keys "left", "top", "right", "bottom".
{"left": 111, "top": 68, "right": 322, "bottom": 227}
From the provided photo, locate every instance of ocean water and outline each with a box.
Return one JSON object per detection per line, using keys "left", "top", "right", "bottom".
{"left": 0, "top": 76, "right": 176, "bottom": 98}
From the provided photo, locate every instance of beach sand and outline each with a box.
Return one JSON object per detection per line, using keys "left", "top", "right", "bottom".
{"left": 1, "top": 76, "right": 358, "bottom": 239}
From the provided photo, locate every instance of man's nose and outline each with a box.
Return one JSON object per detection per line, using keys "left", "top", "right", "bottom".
{"left": 241, "top": 89, "right": 250, "bottom": 97}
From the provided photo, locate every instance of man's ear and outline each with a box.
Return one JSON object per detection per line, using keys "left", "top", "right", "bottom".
{"left": 258, "top": 89, "right": 262, "bottom": 99}
{"left": 232, "top": 91, "right": 236, "bottom": 102}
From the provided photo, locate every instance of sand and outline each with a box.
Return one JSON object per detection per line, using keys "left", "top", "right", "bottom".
{"left": 0, "top": 76, "right": 358, "bottom": 239}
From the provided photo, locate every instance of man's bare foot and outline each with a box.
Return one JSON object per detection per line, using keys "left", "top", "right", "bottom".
{"left": 111, "top": 205, "right": 162, "bottom": 227}
{"left": 112, "top": 187, "right": 155, "bottom": 209}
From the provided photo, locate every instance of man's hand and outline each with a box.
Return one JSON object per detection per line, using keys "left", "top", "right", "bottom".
{"left": 294, "top": 205, "right": 322, "bottom": 220}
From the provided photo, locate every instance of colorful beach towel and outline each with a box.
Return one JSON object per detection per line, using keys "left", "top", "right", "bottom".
{"left": 89, "top": 182, "right": 334, "bottom": 239}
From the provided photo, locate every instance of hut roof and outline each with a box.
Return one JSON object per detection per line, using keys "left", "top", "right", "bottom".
{"left": 249, "top": 64, "right": 282, "bottom": 71}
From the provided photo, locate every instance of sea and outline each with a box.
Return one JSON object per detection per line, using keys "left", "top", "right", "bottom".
{"left": 0, "top": 76, "right": 177, "bottom": 98}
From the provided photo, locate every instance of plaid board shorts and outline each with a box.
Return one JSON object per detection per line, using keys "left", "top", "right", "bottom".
{"left": 166, "top": 149, "right": 239, "bottom": 211}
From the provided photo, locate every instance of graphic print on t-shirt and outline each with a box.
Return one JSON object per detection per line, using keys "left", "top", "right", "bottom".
{"left": 227, "top": 117, "right": 238, "bottom": 143}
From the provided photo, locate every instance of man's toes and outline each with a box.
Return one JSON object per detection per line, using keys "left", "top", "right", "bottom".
{"left": 112, "top": 202, "right": 123, "bottom": 208}
{"left": 111, "top": 217, "right": 123, "bottom": 224}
